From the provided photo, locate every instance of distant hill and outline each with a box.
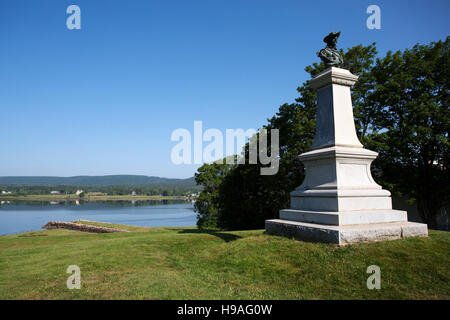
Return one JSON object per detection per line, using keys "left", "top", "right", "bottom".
{"left": 0, "top": 175, "right": 197, "bottom": 188}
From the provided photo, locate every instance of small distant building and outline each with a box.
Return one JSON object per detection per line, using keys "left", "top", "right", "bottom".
{"left": 75, "top": 190, "right": 84, "bottom": 196}
{"left": 50, "top": 191, "right": 61, "bottom": 195}
{"left": 131, "top": 191, "right": 136, "bottom": 196}
{"left": 1, "top": 191, "right": 12, "bottom": 194}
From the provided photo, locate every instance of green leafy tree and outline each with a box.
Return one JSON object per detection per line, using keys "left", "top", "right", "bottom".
{"left": 194, "top": 161, "right": 235, "bottom": 228}
{"left": 366, "top": 38, "right": 450, "bottom": 228}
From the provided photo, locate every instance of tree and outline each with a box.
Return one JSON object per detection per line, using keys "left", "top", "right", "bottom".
{"left": 194, "top": 161, "right": 235, "bottom": 228}
{"left": 366, "top": 37, "right": 450, "bottom": 228}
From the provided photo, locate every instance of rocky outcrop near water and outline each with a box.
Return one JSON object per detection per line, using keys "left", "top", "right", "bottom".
{"left": 42, "top": 221, "right": 130, "bottom": 233}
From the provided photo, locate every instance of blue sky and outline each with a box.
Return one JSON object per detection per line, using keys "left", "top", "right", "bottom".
{"left": 0, "top": 0, "right": 448, "bottom": 178}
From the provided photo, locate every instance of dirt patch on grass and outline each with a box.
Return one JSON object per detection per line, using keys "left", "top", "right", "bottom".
{"left": 18, "top": 232, "right": 48, "bottom": 238}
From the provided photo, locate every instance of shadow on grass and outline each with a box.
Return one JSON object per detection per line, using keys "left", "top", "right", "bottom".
{"left": 171, "top": 228, "right": 242, "bottom": 242}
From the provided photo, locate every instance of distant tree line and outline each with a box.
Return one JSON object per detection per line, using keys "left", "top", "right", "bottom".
{"left": 0, "top": 185, "right": 201, "bottom": 196}
{"left": 194, "top": 37, "right": 449, "bottom": 230}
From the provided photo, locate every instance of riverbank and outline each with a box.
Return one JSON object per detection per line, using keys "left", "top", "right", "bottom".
{"left": 0, "top": 194, "right": 193, "bottom": 202}
{"left": 0, "top": 221, "right": 448, "bottom": 299}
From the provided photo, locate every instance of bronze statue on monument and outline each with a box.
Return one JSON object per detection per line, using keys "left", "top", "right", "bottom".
{"left": 317, "top": 31, "right": 344, "bottom": 68}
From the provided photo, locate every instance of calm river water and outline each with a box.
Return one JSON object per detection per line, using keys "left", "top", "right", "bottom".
{"left": 0, "top": 200, "right": 196, "bottom": 236}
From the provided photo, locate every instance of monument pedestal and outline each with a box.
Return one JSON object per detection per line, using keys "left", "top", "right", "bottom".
{"left": 266, "top": 67, "right": 428, "bottom": 245}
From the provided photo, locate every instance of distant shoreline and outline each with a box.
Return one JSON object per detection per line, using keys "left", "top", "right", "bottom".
{"left": 0, "top": 194, "right": 193, "bottom": 202}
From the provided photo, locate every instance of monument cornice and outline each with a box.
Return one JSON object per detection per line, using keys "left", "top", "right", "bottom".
{"left": 310, "top": 67, "right": 359, "bottom": 90}
{"left": 299, "top": 145, "right": 378, "bottom": 161}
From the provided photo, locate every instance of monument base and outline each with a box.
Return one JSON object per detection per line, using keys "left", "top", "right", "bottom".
{"left": 265, "top": 219, "right": 428, "bottom": 246}
{"left": 265, "top": 66, "right": 429, "bottom": 245}
{"left": 279, "top": 208, "right": 408, "bottom": 225}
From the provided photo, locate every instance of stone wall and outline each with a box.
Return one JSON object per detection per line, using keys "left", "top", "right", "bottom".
{"left": 42, "top": 221, "right": 130, "bottom": 233}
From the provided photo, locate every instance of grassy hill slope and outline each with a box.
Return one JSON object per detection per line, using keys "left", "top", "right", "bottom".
{"left": 0, "top": 222, "right": 448, "bottom": 299}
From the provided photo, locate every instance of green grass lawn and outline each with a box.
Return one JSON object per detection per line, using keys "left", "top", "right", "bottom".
{"left": 0, "top": 221, "right": 449, "bottom": 299}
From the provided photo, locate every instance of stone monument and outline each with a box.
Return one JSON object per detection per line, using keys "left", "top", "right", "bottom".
{"left": 265, "top": 32, "right": 428, "bottom": 245}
